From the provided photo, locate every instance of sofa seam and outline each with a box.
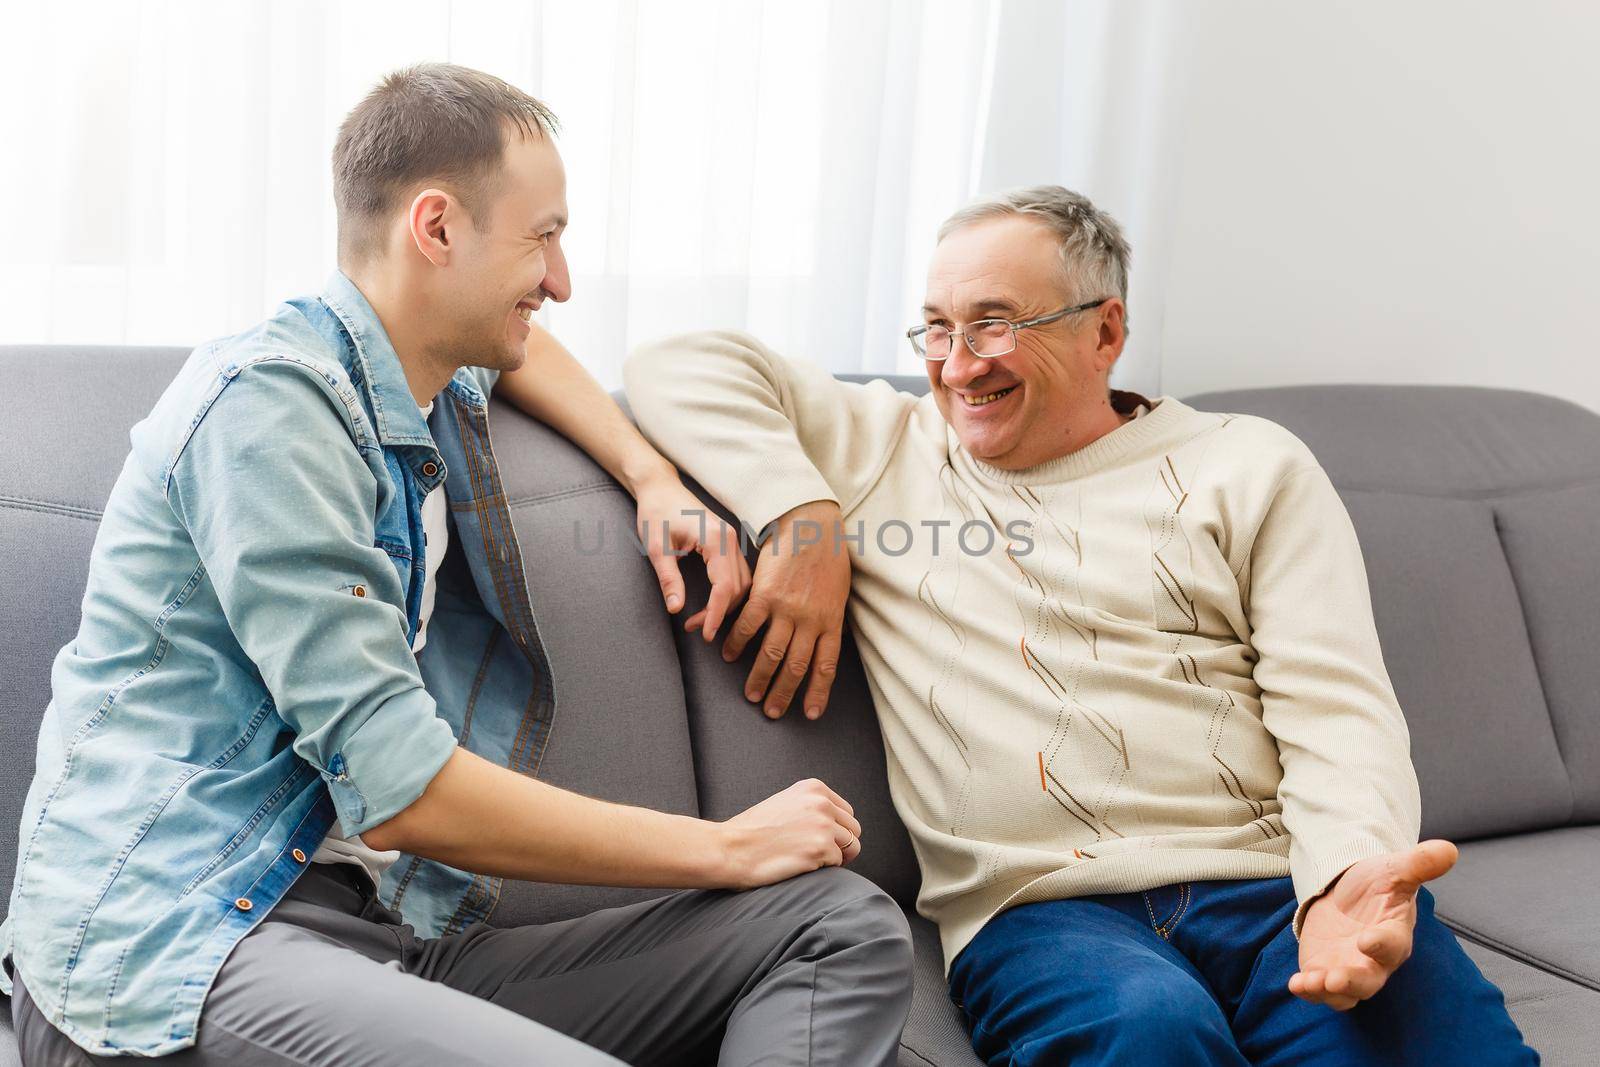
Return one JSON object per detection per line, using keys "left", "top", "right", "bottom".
{"left": 1331, "top": 474, "right": 1600, "bottom": 501}
{"left": 1438, "top": 914, "right": 1600, "bottom": 992}
{"left": 897, "top": 1043, "right": 940, "bottom": 1065}
{"left": 1, "top": 480, "right": 629, "bottom": 521}
{"left": 1486, "top": 505, "right": 1579, "bottom": 822}
{"left": 0, "top": 496, "right": 103, "bottom": 521}
{"left": 506, "top": 482, "right": 624, "bottom": 509}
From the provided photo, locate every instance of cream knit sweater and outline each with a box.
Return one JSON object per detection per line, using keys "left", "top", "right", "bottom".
{"left": 625, "top": 332, "right": 1421, "bottom": 972}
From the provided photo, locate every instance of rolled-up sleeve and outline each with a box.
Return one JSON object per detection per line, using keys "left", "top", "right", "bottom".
{"left": 166, "top": 358, "right": 457, "bottom": 835}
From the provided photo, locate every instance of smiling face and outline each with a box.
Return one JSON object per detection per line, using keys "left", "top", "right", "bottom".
{"left": 923, "top": 214, "right": 1127, "bottom": 470}
{"left": 431, "top": 129, "right": 571, "bottom": 373}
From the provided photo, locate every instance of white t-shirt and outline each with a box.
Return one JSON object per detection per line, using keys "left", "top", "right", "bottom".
{"left": 312, "top": 399, "right": 450, "bottom": 887}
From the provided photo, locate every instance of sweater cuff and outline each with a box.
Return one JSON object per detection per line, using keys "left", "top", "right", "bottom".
{"left": 1289, "top": 834, "right": 1405, "bottom": 939}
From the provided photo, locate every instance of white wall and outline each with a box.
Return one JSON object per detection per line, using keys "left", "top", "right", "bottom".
{"left": 973, "top": 0, "right": 1187, "bottom": 400}
{"left": 1160, "top": 1, "right": 1600, "bottom": 410}
{"left": 0, "top": 1, "right": 1011, "bottom": 389}
{"left": 978, "top": 1, "right": 1600, "bottom": 411}
{"left": 7, "top": 1, "right": 1596, "bottom": 407}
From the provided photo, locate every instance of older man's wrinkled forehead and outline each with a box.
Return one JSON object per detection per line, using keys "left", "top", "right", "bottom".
{"left": 923, "top": 214, "right": 1067, "bottom": 320}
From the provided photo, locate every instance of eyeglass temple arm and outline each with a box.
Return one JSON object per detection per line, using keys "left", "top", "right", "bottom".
{"left": 1014, "top": 298, "right": 1108, "bottom": 330}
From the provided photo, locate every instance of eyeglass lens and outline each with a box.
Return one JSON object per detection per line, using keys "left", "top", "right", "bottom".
{"left": 921, "top": 320, "right": 1013, "bottom": 359}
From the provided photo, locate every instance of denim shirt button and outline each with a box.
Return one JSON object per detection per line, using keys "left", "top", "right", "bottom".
{"left": 421, "top": 461, "right": 439, "bottom": 477}
{"left": 352, "top": 585, "right": 367, "bottom": 598}
{"left": 234, "top": 897, "right": 253, "bottom": 912}
{"left": 291, "top": 848, "right": 307, "bottom": 863}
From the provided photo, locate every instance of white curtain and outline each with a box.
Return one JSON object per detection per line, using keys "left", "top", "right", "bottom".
{"left": 0, "top": 0, "right": 1176, "bottom": 393}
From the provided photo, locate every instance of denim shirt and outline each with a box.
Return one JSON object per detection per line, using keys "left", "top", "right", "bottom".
{"left": 0, "top": 272, "right": 557, "bottom": 1056}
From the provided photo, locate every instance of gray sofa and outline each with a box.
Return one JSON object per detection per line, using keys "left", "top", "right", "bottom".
{"left": 2, "top": 345, "right": 1595, "bottom": 1066}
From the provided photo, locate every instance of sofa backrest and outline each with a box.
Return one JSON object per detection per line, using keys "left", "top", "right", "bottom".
{"left": 0, "top": 346, "right": 708, "bottom": 929}
{"left": 1187, "top": 384, "right": 1600, "bottom": 841}
{"left": 1, "top": 347, "right": 191, "bottom": 929}
{"left": 476, "top": 399, "right": 703, "bottom": 926}
{"left": 642, "top": 465, "right": 923, "bottom": 906}
{"left": 5, "top": 348, "right": 1595, "bottom": 934}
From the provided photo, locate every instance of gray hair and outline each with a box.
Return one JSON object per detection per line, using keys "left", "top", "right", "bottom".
{"left": 938, "top": 185, "right": 1131, "bottom": 330}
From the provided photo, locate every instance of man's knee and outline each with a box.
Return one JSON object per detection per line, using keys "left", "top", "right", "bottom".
{"left": 1348, "top": 911, "right": 1536, "bottom": 1065}
{"left": 829, "top": 873, "right": 914, "bottom": 968}
{"left": 1102, "top": 972, "right": 1233, "bottom": 1053}
{"left": 755, "top": 865, "right": 889, "bottom": 916}
{"left": 758, "top": 867, "right": 913, "bottom": 977}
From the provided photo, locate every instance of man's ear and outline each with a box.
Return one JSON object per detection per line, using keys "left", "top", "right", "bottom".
{"left": 407, "top": 189, "right": 454, "bottom": 267}
{"left": 1094, "top": 299, "right": 1128, "bottom": 373}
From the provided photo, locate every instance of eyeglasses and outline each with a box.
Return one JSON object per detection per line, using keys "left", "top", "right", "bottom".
{"left": 907, "top": 299, "right": 1109, "bottom": 361}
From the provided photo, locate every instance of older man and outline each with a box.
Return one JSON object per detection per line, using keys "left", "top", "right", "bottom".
{"left": 624, "top": 186, "right": 1536, "bottom": 1065}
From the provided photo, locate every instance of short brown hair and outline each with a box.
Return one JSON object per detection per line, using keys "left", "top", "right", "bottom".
{"left": 332, "top": 63, "right": 559, "bottom": 265}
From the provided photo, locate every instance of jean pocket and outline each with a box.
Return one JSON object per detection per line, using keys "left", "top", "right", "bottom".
{"left": 1142, "top": 881, "right": 1194, "bottom": 939}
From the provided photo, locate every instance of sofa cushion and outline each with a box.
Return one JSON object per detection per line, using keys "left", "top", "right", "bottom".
{"left": 0, "top": 507, "right": 101, "bottom": 927}
{"left": 902, "top": 913, "right": 983, "bottom": 1067}
{"left": 0, "top": 347, "right": 702, "bottom": 933}
{"left": 1182, "top": 385, "right": 1600, "bottom": 498}
{"left": 0, "top": 346, "right": 189, "bottom": 929}
{"left": 664, "top": 376, "right": 927, "bottom": 906}
{"left": 1461, "top": 936, "right": 1599, "bottom": 1066}
{"left": 1494, "top": 484, "right": 1600, "bottom": 822}
{"left": 1, "top": 999, "right": 17, "bottom": 1067}
{"left": 1337, "top": 490, "right": 1570, "bottom": 839}
{"left": 664, "top": 472, "right": 923, "bottom": 908}
{"left": 465, "top": 400, "right": 701, "bottom": 928}
{"left": 3, "top": 346, "right": 189, "bottom": 513}
{"left": 1186, "top": 385, "right": 1600, "bottom": 841}
{"left": 1431, "top": 825, "right": 1600, "bottom": 992}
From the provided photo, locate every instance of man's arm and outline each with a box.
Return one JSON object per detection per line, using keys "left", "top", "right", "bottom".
{"left": 362, "top": 749, "right": 861, "bottom": 890}
{"left": 623, "top": 331, "right": 915, "bottom": 717}
{"left": 168, "top": 360, "right": 459, "bottom": 835}
{"left": 170, "top": 360, "right": 860, "bottom": 891}
{"left": 1245, "top": 461, "right": 1423, "bottom": 916}
{"left": 495, "top": 322, "right": 676, "bottom": 499}
{"left": 1242, "top": 455, "right": 1448, "bottom": 1007}
{"left": 623, "top": 330, "right": 915, "bottom": 536}
{"left": 494, "top": 322, "right": 749, "bottom": 635}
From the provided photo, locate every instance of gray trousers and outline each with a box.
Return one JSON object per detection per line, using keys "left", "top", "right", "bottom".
{"left": 11, "top": 863, "right": 914, "bottom": 1066}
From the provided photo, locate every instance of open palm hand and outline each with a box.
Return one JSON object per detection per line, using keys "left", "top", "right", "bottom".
{"left": 1290, "top": 839, "right": 1459, "bottom": 1010}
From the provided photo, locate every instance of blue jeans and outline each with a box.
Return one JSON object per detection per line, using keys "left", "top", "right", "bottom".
{"left": 948, "top": 878, "right": 1537, "bottom": 1066}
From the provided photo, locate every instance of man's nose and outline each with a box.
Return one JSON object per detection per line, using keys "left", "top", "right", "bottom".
{"left": 941, "top": 334, "right": 989, "bottom": 388}
{"left": 543, "top": 242, "right": 573, "bottom": 303}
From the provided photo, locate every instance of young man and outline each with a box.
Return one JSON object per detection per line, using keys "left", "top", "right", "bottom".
{"left": 624, "top": 186, "right": 1537, "bottom": 1064}
{"left": 2, "top": 65, "right": 912, "bottom": 1065}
